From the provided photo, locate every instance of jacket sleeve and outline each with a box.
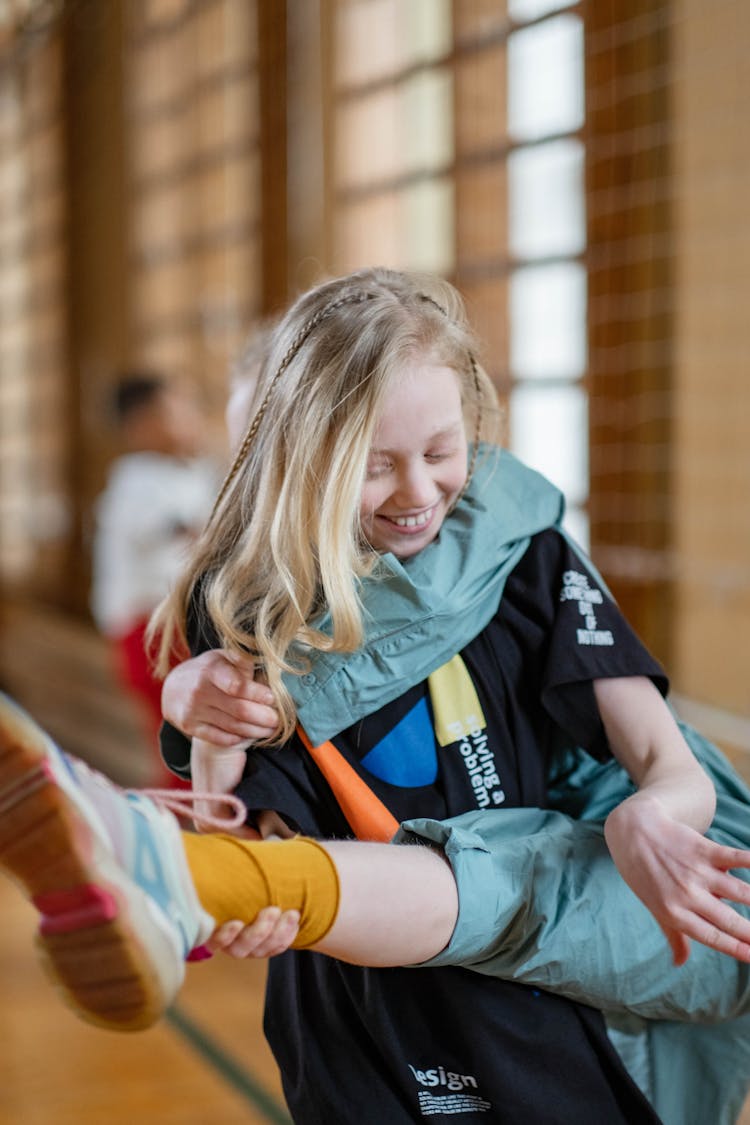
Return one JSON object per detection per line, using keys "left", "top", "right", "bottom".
{"left": 400, "top": 724, "right": 750, "bottom": 1024}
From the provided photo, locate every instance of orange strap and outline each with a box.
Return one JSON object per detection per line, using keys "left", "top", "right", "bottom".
{"left": 296, "top": 726, "right": 399, "bottom": 843}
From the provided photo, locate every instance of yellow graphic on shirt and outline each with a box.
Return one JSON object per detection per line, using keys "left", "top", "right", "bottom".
{"left": 427, "top": 654, "right": 487, "bottom": 748}
{"left": 428, "top": 654, "right": 505, "bottom": 808}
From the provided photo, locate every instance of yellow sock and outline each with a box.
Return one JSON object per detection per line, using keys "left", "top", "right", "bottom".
{"left": 181, "top": 833, "right": 340, "bottom": 949}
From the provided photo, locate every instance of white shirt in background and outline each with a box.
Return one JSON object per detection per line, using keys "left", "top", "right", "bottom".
{"left": 91, "top": 452, "right": 219, "bottom": 636}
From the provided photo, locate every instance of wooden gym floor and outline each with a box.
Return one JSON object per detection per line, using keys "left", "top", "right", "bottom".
{"left": 0, "top": 877, "right": 291, "bottom": 1125}
{"left": 0, "top": 604, "right": 291, "bottom": 1125}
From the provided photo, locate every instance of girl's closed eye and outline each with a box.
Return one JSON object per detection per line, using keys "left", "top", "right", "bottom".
{"left": 425, "top": 448, "right": 454, "bottom": 464}
{"left": 366, "top": 462, "right": 391, "bottom": 480}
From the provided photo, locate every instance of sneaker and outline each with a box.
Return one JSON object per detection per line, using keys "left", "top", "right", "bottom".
{"left": 0, "top": 693, "right": 216, "bottom": 1032}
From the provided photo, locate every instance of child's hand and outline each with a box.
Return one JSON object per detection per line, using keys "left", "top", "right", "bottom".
{"left": 207, "top": 908, "right": 301, "bottom": 959}
{"left": 605, "top": 793, "right": 750, "bottom": 965}
{"left": 162, "top": 648, "right": 279, "bottom": 746}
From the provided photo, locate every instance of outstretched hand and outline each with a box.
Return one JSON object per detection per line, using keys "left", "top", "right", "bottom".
{"left": 605, "top": 794, "right": 750, "bottom": 965}
{"left": 162, "top": 648, "right": 279, "bottom": 746}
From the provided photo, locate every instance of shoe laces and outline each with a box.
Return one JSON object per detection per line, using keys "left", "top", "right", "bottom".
{"left": 137, "top": 788, "right": 248, "bottom": 832}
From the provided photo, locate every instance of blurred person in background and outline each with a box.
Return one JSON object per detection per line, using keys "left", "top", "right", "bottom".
{"left": 90, "top": 372, "right": 219, "bottom": 786}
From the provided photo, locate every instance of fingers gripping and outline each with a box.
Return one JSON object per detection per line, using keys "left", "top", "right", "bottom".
{"left": 208, "top": 908, "right": 301, "bottom": 959}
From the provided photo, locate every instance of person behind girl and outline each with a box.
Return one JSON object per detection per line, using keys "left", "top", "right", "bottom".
{"left": 2, "top": 269, "right": 750, "bottom": 1123}
{"left": 224, "top": 320, "right": 279, "bottom": 454}
{"left": 90, "top": 371, "right": 219, "bottom": 785}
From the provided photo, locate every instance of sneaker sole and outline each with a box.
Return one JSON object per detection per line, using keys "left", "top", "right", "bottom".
{"left": 0, "top": 695, "right": 184, "bottom": 1032}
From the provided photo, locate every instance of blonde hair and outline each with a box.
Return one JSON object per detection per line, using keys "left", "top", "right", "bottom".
{"left": 152, "top": 267, "right": 498, "bottom": 743}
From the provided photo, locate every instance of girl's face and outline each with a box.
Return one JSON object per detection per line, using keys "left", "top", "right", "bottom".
{"left": 360, "top": 360, "right": 468, "bottom": 558}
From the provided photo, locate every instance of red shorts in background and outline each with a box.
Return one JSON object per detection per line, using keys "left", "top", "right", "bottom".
{"left": 115, "top": 617, "right": 190, "bottom": 789}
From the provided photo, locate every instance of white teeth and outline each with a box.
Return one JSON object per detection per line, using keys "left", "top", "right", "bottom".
{"left": 392, "top": 510, "right": 431, "bottom": 528}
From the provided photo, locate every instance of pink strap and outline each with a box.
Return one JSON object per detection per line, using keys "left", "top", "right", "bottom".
{"left": 136, "top": 787, "right": 248, "bottom": 832}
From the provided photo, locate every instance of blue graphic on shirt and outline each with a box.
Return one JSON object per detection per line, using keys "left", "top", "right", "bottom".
{"left": 360, "top": 697, "right": 438, "bottom": 787}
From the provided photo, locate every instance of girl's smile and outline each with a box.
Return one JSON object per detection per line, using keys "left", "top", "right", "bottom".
{"left": 360, "top": 361, "right": 468, "bottom": 558}
{"left": 383, "top": 505, "right": 436, "bottom": 530}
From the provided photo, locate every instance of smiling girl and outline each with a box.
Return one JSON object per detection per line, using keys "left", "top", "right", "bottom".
{"left": 3, "top": 269, "right": 750, "bottom": 1125}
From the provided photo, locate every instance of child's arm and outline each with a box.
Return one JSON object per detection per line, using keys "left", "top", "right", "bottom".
{"left": 190, "top": 736, "right": 253, "bottom": 830}
{"left": 167, "top": 651, "right": 303, "bottom": 956}
{"left": 595, "top": 675, "right": 750, "bottom": 964}
{"left": 162, "top": 650, "right": 280, "bottom": 833}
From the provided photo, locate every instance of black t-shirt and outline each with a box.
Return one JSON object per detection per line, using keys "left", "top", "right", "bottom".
{"left": 162, "top": 530, "right": 666, "bottom": 1124}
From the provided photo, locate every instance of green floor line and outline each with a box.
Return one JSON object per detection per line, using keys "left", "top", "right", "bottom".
{"left": 167, "top": 1004, "right": 293, "bottom": 1124}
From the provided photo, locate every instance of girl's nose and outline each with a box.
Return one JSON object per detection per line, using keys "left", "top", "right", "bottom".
{"left": 393, "top": 461, "right": 434, "bottom": 508}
